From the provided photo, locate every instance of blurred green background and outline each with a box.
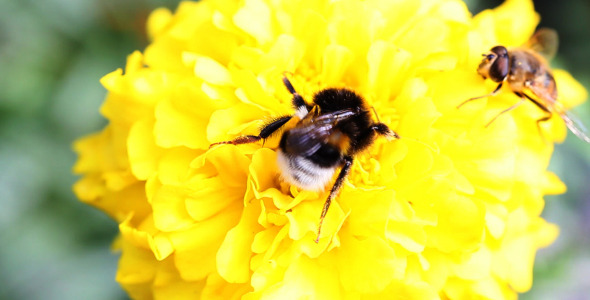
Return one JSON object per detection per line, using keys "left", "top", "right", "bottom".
{"left": 0, "top": 0, "right": 587, "bottom": 299}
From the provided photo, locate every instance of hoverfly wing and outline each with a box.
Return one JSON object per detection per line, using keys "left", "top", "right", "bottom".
{"left": 527, "top": 73, "right": 558, "bottom": 106}
{"left": 559, "top": 109, "right": 590, "bottom": 143}
{"left": 286, "top": 109, "right": 356, "bottom": 156}
{"left": 525, "top": 28, "right": 559, "bottom": 61}
{"left": 551, "top": 101, "right": 590, "bottom": 143}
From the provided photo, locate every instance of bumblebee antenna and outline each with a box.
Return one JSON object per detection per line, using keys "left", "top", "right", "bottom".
{"left": 370, "top": 106, "right": 382, "bottom": 122}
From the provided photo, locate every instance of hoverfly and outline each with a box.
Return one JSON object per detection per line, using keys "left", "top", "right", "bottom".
{"left": 458, "top": 28, "right": 590, "bottom": 143}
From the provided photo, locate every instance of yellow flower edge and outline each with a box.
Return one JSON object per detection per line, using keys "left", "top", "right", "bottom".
{"left": 72, "top": 0, "right": 585, "bottom": 299}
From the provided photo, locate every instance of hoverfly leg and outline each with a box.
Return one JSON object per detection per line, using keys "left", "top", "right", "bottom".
{"left": 315, "top": 156, "right": 353, "bottom": 243}
{"left": 535, "top": 111, "right": 553, "bottom": 144}
{"left": 517, "top": 92, "right": 554, "bottom": 143}
{"left": 458, "top": 82, "right": 503, "bottom": 109}
{"left": 485, "top": 97, "right": 526, "bottom": 127}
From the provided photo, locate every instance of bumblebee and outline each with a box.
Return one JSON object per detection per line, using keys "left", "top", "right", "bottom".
{"left": 458, "top": 28, "right": 590, "bottom": 143}
{"left": 211, "top": 75, "right": 399, "bottom": 242}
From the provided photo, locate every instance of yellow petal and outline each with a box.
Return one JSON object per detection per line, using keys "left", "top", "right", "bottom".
{"left": 386, "top": 220, "right": 427, "bottom": 253}
{"left": 186, "top": 177, "right": 246, "bottom": 221}
{"left": 452, "top": 247, "right": 492, "bottom": 280}
{"left": 336, "top": 235, "right": 398, "bottom": 293}
{"left": 171, "top": 204, "right": 242, "bottom": 281}
{"left": 127, "top": 119, "right": 163, "bottom": 180}
{"left": 258, "top": 34, "right": 305, "bottom": 73}
{"left": 151, "top": 184, "right": 195, "bottom": 231}
{"left": 158, "top": 147, "right": 202, "bottom": 186}
{"left": 217, "top": 201, "right": 261, "bottom": 283}
{"left": 116, "top": 239, "right": 158, "bottom": 299}
{"left": 154, "top": 93, "right": 214, "bottom": 149}
{"left": 474, "top": 0, "right": 539, "bottom": 47}
{"left": 206, "top": 103, "right": 267, "bottom": 143}
{"left": 394, "top": 78, "right": 441, "bottom": 138}
{"left": 233, "top": 0, "right": 275, "bottom": 45}
{"left": 320, "top": 44, "right": 354, "bottom": 87}
{"left": 185, "top": 54, "right": 233, "bottom": 86}
{"left": 148, "top": 233, "right": 174, "bottom": 261}
{"left": 427, "top": 195, "right": 485, "bottom": 253}
{"left": 341, "top": 189, "right": 394, "bottom": 238}
{"left": 366, "top": 41, "right": 412, "bottom": 103}
{"left": 485, "top": 211, "right": 506, "bottom": 240}
{"left": 397, "top": 17, "right": 448, "bottom": 63}
{"left": 370, "top": 280, "right": 438, "bottom": 300}
{"left": 554, "top": 69, "right": 588, "bottom": 109}
{"left": 201, "top": 273, "right": 253, "bottom": 300}
{"left": 147, "top": 8, "right": 173, "bottom": 40}
{"left": 254, "top": 256, "right": 342, "bottom": 299}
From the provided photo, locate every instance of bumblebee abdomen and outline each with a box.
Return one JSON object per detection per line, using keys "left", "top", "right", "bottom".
{"left": 276, "top": 150, "right": 337, "bottom": 191}
{"left": 308, "top": 144, "right": 343, "bottom": 167}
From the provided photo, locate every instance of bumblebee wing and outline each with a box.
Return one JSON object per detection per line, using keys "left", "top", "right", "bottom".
{"left": 525, "top": 28, "right": 559, "bottom": 61}
{"left": 286, "top": 109, "right": 356, "bottom": 156}
{"left": 553, "top": 104, "right": 590, "bottom": 143}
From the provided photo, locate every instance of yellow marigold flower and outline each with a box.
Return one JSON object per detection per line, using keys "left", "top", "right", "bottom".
{"left": 73, "top": 0, "right": 587, "bottom": 298}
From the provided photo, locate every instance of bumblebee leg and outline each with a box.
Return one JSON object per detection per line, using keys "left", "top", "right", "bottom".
{"left": 210, "top": 135, "right": 263, "bottom": 147}
{"left": 315, "top": 155, "right": 353, "bottom": 243}
{"left": 210, "top": 115, "right": 292, "bottom": 147}
{"left": 484, "top": 97, "right": 526, "bottom": 127}
{"left": 457, "top": 82, "right": 503, "bottom": 109}
{"left": 282, "top": 74, "right": 307, "bottom": 109}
